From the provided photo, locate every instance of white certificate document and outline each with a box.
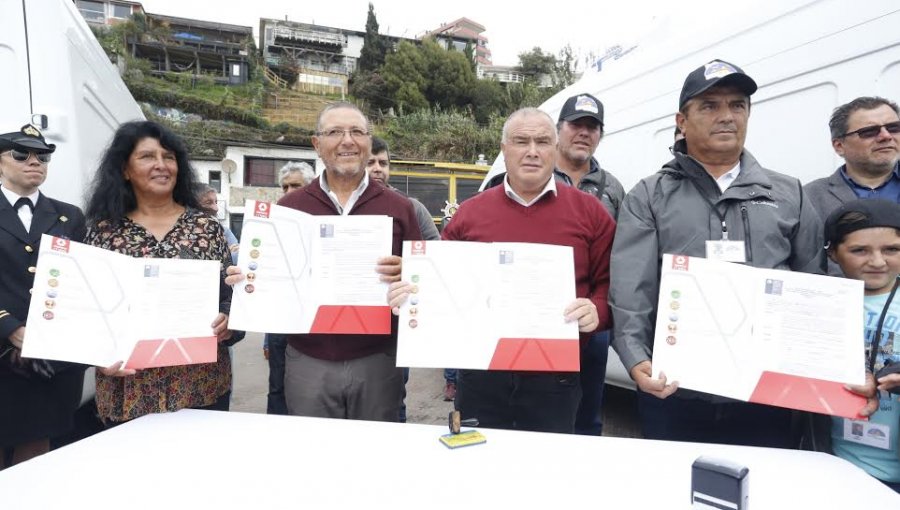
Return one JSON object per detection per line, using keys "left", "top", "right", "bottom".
{"left": 397, "top": 240, "right": 579, "bottom": 372}
{"left": 651, "top": 253, "right": 866, "bottom": 418}
{"left": 228, "top": 201, "right": 392, "bottom": 334}
{"left": 22, "top": 235, "right": 220, "bottom": 369}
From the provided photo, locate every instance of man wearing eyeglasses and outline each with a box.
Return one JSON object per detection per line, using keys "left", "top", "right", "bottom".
{"left": 806, "top": 97, "right": 900, "bottom": 275}
{"left": 609, "top": 60, "right": 825, "bottom": 448}
{"left": 226, "top": 103, "right": 422, "bottom": 422}
{"left": 0, "top": 124, "right": 86, "bottom": 467}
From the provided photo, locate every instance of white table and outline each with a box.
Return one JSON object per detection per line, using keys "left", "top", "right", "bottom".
{"left": 1, "top": 409, "right": 897, "bottom": 509}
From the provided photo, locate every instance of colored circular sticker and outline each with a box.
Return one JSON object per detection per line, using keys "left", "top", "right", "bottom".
{"left": 667, "top": 323, "right": 677, "bottom": 333}
{"left": 410, "top": 296, "right": 419, "bottom": 305}
{"left": 409, "top": 308, "right": 418, "bottom": 316}
{"left": 245, "top": 284, "right": 256, "bottom": 294}
{"left": 45, "top": 299, "right": 56, "bottom": 309}
{"left": 670, "top": 290, "right": 681, "bottom": 299}
{"left": 408, "top": 319, "right": 418, "bottom": 329}
{"left": 50, "top": 269, "right": 61, "bottom": 277}
{"left": 43, "top": 311, "right": 54, "bottom": 320}
{"left": 252, "top": 238, "right": 262, "bottom": 247}
{"left": 410, "top": 285, "right": 419, "bottom": 294}
{"left": 250, "top": 249, "right": 260, "bottom": 259}
{"left": 246, "top": 272, "right": 257, "bottom": 282}
{"left": 248, "top": 262, "right": 258, "bottom": 270}
{"left": 666, "top": 336, "right": 676, "bottom": 345}
{"left": 669, "top": 301, "right": 680, "bottom": 310}
{"left": 48, "top": 279, "right": 59, "bottom": 288}
{"left": 411, "top": 275, "right": 420, "bottom": 283}
{"left": 47, "top": 290, "right": 58, "bottom": 298}
{"left": 669, "top": 314, "right": 678, "bottom": 322}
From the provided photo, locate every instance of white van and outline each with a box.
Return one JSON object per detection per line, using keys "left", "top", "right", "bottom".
{"left": 484, "top": 0, "right": 900, "bottom": 387}
{"left": 1, "top": 0, "right": 144, "bottom": 404}
{"left": 0, "top": 0, "right": 144, "bottom": 207}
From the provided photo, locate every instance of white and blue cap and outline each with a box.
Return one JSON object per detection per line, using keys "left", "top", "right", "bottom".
{"left": 679, "top": 59, "right": 757, "bottom": 109}
{"left": 558, "top": 93, "right": 604, "bottom": 127}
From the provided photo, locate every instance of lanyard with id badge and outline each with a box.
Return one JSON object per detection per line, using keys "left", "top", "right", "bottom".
{"left": 686, "top": 174, "right": 747, "bottom": 263}
{"left": 843, "top": 278, "right": 900, "bottom": 456}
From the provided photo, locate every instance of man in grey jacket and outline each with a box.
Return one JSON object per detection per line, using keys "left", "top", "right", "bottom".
{"left": 805, "top": 96, "right": 900, "bottom": 274}
{"left": 609, "top": 59, "right": 824, "bottom": 447}
{"left": 552, "top": 93, "right": 624, "bottom": 436}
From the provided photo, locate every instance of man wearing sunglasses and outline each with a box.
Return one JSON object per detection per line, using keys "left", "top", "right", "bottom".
{"left": 806, "top": 96, "right": 900, "bottom": 275}
{"left": 0, "top": 124, "right": 86, "bottom": 468}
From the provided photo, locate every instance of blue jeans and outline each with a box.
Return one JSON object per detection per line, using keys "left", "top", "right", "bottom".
{"left": 265, "top": 334, "right": 288, "bottom": 415}
{"left": 574, "top": 330, "right": 609, "bottom": 436}
{"left": 444, "top": 368, "right": 457, "bottom": 384}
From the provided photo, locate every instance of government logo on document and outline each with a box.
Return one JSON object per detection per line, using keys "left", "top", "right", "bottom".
{"left": 411, "top": 241, "right": 426, "bottom": 255}
{"left": 253, "top": 201, "right": 271, "bottom": 218}
{"left": 51, "top": 237, "right": 70, "bottom": 253}
{"left": 672, "top": 255, "right": 689, "bottom": 271}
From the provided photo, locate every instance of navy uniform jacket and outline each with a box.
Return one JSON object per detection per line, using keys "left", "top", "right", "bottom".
{"left": 0, "top": 192, "right": 86, "bottom": 348}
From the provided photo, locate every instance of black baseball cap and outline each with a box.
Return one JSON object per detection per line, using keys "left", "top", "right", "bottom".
{"left": 558, "top": 93, "right": 604, "bottom": 126}
{"left": 679, "top": 59, "right": 757, "bottom": 109}
{"left": 0, "top": 124, "right": 56, "bottom": 153}
{"left": 824, "top": 199, "right": 900, "bottom": 248}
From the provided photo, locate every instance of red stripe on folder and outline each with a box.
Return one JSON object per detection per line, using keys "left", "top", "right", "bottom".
{"left": 125, "top": 336, "right": 217, "bottom": 369}
{"left": 487, "top": 338, "right": 579, "bottom": 372}
{"left": 309, "top": 305, "right": 392, "bottom": 335}
{"left": 748, "top": 371, "right": 867, "bottom": 420}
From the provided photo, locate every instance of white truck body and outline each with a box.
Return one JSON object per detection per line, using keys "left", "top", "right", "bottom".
{"left": 0, "top": 0, "right": 144, "bottom": 208}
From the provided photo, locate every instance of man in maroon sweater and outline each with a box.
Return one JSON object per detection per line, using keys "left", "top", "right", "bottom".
{"left": 230, "top": 103, "right": 422, "bottom": 422}
{"left": 397, "top": 107, "right": 614, "bottom": 433}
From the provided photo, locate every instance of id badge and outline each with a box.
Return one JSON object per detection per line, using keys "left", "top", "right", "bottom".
{"left": 705, "top": 240, "right": 746, "bottom": 262}
{"left": 842, "top": 419, "right": 891, "bottom": 450}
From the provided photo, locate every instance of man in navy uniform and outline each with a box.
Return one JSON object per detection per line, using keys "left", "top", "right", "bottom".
{"left": 0, "top": 124, "right": 87, "bottom": 468}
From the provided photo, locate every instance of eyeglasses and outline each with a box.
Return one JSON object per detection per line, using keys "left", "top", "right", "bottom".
{"left": 315, "top": 128, "right": 370, "bottom": 140}
{"left": 4, "top": 149, "right": 51, "bottom": 163}
{"left": 839, "top": 121, "right": 900, "bottom": 139}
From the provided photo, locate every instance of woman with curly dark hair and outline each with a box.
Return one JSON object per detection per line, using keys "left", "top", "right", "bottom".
{"left": 83, "top": 120, "right": 234, "bottom": 424}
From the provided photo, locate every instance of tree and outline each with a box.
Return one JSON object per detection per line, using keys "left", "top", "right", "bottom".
{"left": 517, "top": 47, "right": 556, "bottom": 81}
{"left": 469, "top": 79, "right": 507, "bottom": 124}
{"left": 463, "top": 41, "right": 477, "bottom": 73}
{"left": 553, "top": 44, "right": 578, "bottom": 90}
{"left": 349, "top": 71, "right": 392, "bottom": 113}
{"left": 420, "top": 38, "right": 476, "bottom": 108}
{"left": 381, "top": 41, "right": 428, "bottom": 111}
{"left": 357, "top": 3, "right": 388, "bottom": 72}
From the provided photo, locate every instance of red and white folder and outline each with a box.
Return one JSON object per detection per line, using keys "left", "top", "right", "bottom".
{"left": 22, "top": 235, "right": 220, "bottom": 369}
{"left": 651, "top": 254, "right": 867, "bottom": 419}
{"left": 228, "top": 201, "right": 392, "bottom": 335}
{"left": 397, "top": 241, "right": 580, "bottom": 372}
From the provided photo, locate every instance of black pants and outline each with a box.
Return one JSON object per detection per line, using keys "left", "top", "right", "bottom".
{"left": 637, "top": 390, "right": 796, "bottom": 448}
{"left": 457, "top": 369, "right": 581, "bottom": 433}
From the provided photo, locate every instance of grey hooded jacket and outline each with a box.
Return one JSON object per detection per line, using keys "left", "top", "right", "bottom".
{"left": 609, "top": 144, "right": 825, "bottom": 373}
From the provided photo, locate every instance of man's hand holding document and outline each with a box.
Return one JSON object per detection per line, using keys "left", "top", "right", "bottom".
{"left": 651, "top": 253, "right": 867, "bottom": 419}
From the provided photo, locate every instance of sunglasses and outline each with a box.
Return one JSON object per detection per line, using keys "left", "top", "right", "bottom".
{"left": 4, "top": 149, "right": 51, "bottom": 163}
{"left": 839, "top": 121, "right": 900, "bottom": 139}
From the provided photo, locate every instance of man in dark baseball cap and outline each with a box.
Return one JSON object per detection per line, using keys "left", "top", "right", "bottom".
{"left": 0, "top": 124, "right": 56, "bottom": 153}
{"left": 679, "top": 59, "right": 758, "bottom": 110}
{"left": 609, "top": 58, "right": 825, "bottom": 449}
{"left": 558, "top": 93, "right": 604, "bottom": 126}
{"left": 553, "top": 92, "right": 624, "bottom": 437}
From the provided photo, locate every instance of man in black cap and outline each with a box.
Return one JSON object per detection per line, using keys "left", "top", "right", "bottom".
{"left": 0, "top": 124, "right": 86, "bottom": 468}
{"left": 553, "top": 93, "right": 624, "bottom": 436}
{"left": 609, "top": 60, "right": 825, "bottom": 447}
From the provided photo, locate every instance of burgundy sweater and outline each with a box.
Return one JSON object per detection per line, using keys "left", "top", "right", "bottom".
{"left": 442, "top": 184, "right": 615, "bottom": 343}
{"left": 278, "top": 177, "right": 423, "bottom": 361}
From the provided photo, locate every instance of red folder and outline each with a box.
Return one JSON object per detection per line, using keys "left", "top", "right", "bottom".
{"left": 124, "top": 336, "right": 218, "bottom": 369}
{"left": 487, "top": 338, "right": 580, "bottom": 372}
{"left": 309, "top": 305, "right": 392, "bottom": 335}
{"left": 748, "top": 371, "right": 867, "bottom": 420}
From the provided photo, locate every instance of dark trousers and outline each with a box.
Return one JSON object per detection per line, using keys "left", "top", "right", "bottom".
{"left": 637, "top": 389, "right": 796, "bottom": 448}
{"left": 266, "top": 334, "right": 289, "bottom": 415}
{"left": 457, "top": 369, "right": 581, "bottom": 433}
{"left": 574, "top": 330, "right": 610, "bottom": 436}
